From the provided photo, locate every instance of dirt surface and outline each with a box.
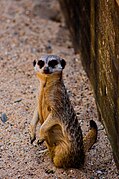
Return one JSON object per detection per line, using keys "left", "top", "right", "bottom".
{"left": 0, "top": 0, "right": 119, "bottom": 178}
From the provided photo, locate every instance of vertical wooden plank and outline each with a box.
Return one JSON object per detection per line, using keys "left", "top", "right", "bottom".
{"left": 59, "top": 0, "right": 119, "bottom": 169}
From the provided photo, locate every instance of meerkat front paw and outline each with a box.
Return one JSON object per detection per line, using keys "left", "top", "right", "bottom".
{"left": 30, "top": 135, "right": 36, "bottom": 144}
{"left": 29, "top": 125, "right": 36, "bottom": 144}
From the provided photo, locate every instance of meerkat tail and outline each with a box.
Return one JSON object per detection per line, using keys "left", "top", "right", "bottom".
{"left": 83, "top": 120, "right": 98, "bottom": 152}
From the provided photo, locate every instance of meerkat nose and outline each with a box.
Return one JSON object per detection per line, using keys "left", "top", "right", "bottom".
{"left": 44, "top": 67, "right": 50, "bottom": 74}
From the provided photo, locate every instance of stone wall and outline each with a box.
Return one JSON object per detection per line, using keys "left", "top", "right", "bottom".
{"left": 59, "top": 0, "right": 119, "bottom": 169}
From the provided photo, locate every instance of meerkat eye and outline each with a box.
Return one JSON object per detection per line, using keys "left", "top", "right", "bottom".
{"left": 38, "top": 60, "right": 45, "bottom": 69}
{"left": 48, "top": 60, "right": 58, "bottom": 68}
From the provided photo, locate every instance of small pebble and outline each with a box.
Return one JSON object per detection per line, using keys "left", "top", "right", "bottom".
{"left": 1, "top": 113, "right": 8, "bottom": 123}
{"left": 96, "top": 170, "right": 103, "bottom": 174}
{"left": 14, "top": 98, "right": 22, "bottom": 103}
{"left": 45, "top": 41, "right": 52, "bottom": 53}
{"left": 90, "top": 177, "right": 94, "bottom": 179}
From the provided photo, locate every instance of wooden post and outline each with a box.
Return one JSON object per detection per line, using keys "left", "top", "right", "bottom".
{"left": 59, "top": 0, "right": 119, "bottom": 169}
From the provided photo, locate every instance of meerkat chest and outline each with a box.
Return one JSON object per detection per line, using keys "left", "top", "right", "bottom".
{"left": 38, "top": 86, "right": 51, "bottom": 123}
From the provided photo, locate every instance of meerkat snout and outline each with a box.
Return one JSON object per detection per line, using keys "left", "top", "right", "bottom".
{"left": 43, "top": 66, "right": 50, "bottom": 74}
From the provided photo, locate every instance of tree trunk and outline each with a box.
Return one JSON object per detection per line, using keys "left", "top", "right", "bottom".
{"left": 59, "top": 0, "right": 119, "bottom": 170}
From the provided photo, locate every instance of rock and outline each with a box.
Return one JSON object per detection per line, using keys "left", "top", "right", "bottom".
{"left": 1, "top": 113, "right": 8, "bottom": 123}
{"left": 96, "top": 170, "right": 103, "bottom": 174}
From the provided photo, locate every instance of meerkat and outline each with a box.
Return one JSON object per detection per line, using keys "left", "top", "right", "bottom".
{"left": 29, "top": 55, "right": 98, "bottom": 168}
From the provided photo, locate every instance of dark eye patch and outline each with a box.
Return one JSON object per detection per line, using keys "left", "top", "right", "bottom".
{"left": 38, "top": 60, "right": 45, "bottom": 69}
{"left": 48, "top": 60, "right": 58, "bottom": 68}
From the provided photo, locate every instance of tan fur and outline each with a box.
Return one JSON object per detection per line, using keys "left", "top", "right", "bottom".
{"left": 83, "top": 128, "right": 97, "bottom": 152}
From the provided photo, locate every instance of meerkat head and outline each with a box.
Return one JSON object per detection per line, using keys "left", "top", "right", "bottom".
{"left": 33, "top": 55, "right": 66, "bottom": 75}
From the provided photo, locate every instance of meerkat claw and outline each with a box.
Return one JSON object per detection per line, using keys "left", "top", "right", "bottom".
{"left": 30, "top": 135, "right": 36, "bottom": 144}
{"left": 37, "top": 139, "right": 45, "bottom": 145}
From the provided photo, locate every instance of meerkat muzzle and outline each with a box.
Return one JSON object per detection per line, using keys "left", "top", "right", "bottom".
{"left": 43, "top": 67, "right": 50, "bottom": 74}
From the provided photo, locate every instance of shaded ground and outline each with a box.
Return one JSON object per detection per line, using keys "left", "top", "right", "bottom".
{"left": 0, "top": 0, "right": 118, "bottom": 178}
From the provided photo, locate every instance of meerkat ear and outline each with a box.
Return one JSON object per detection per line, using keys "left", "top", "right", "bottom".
{"left": 61, "top": 59, "right": 66, "bottom": 69}
{"left": 33, "top": 60, "right": 36, "bottom": 67}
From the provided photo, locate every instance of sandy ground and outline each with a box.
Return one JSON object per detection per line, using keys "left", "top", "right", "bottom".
{"left": 0, "top": 0, "right": 119, "bottom": 178}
